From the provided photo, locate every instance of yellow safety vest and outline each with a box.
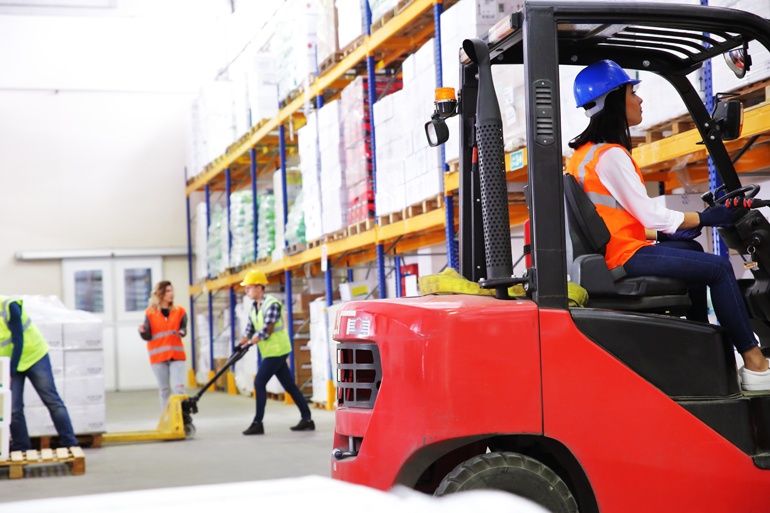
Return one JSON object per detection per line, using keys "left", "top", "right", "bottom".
{"left": 0, "top": 296, "right": 49, "bottom": 372}
{"left": 249, "top": 295, "right": 291, "bottom": 358}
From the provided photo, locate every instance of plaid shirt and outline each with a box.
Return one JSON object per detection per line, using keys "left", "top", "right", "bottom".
{"left": 242, "top": 298, "right": 281, "bottom": 341}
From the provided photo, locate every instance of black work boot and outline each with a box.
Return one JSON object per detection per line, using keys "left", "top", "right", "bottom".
{"left": 290, "top": 419, "right": 315, "bottom": 431}
{"left": 242, "top": 421, "right": 264, "bottom": 435}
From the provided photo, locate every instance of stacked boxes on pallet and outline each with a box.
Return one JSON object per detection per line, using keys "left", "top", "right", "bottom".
{"left": 19, "top": 297, "right": 105, "bottom": 441}
{"left": 1, "top": 357, "right": 9, "bottom": 460}
{"left": 369, "top": 0, "right": 401, "bottom": 25}
{"left": 341, "top": 76, "right": 403, "bottom": 225}
{"left": 273, "top": 168, "right": 303, "bottom": 260}
{"left": 316, "top": 0, "right": 339, "bottom": 69}
{"left": 336, "top": 0, "right": 367, "bottom": 51}
{"left": 374, "top": 39, "right": 443, "bottom": 217}
{"left": 299, "top": 112, "right": 324, "bottom": 242}
{"left": 271, "top": 0, "right": 319, "bottom": 102}
{"left": 319, "top": 101, "right": 348, "bottom": 235}
{"left": 309, "top": 298, "right": 332, "bottom": 406}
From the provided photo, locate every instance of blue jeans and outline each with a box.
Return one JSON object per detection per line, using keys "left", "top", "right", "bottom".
{"left": 10, "top": 354, "right": 78, "bottom": 450}
{"left": 253, "top": 355, "right": 311, "bottom": 423}
{"left": 624, "top": 242, "right": 757, "bottom": 353}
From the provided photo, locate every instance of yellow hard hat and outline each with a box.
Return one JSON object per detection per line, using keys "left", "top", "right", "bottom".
{"left": 240, "top": 269, "right": 268, "bottom": 287}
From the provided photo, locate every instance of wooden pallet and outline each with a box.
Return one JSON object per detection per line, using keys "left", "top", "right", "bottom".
{"left": 256, "top": 256, "right": 271, "bottom": 266}
{"left": 284, "top": 242, "right": 307, "bottom": 255}
{"left": 32, "top": 432, "right": 102, "bottom": 450}
{"left": 447, "top": 159, "right": 460, "bottom": 174}
{"left": 348, "top": 218, "right": 375, "bottom": 236}
{"left": 378, "top": 209, "right": 404, "bottom": 227}
{"left": 266, "top": 392, "right": 285, "bottom": 402}
{"left": 378, "top": 194, "right": 444, "bottom": 227}
{"left": 370, "top": 0, "right": 412, "bottom": 31}
{"left": 1, "top": 447, "right": 85, "bottom": 479}
{"left": 340, "top": 34, "right": 366, "bottom": 58}
{"left": 319, "top": 51, "right": 344, "bottom": 75}
{"left": 307, "top": 238, "right": 323, "bottom": 250}
{"left": 641, "top": 78, "right": 770, "bottom": 144}
{"left": 312, "top": 400, "right": 335, "bottom": 411}
{"left": 324, "top": 228, "right": 349, "bottom": 243}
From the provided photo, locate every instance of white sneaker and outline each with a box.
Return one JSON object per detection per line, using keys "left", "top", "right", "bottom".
{"left": 740, "top": 359, "right": 770, "bottom": 391}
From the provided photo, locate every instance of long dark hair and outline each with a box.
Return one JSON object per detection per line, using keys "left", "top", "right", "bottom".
{"left": 568, "top": 85, "right": 631, "bottom": 151}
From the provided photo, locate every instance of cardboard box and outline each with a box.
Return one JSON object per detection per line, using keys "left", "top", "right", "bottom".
{"left": 37, "top": 323, "right": 63, "bottom": 349}
{"left": 64, "top": 349, "right": 105, "bottom": 377}
{"left": 63, "top": 375, "right": 105, "bottom": 406}
{"left": 0, "top": 357, "right": 8, "bottom": 391}
{"left": 63, "top": 321, "right": 103, "bottom": 350}
{"left": 68, "top": 403, "right": 106, "bottom": 435}
{"left": 0, "top": 390, "right": 10, "bottom": 424}
{"left": 0, "top": 424, "right": 8, "bottom": 461}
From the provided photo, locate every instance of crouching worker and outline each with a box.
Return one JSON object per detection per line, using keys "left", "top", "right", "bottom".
{"left": 238, "top": 270, "right": 314, "bottom": 435}
{"left": 1, "top": 296, "right": 79, "bottom": 450}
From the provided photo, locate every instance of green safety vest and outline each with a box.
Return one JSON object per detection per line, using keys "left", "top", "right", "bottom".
{"left": 0, "top": 296, "right": 49, "bottom": 372}
{"left": 249, "top": 294, "right": 291, "bottom": 358}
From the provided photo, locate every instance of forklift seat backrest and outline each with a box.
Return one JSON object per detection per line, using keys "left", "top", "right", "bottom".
{"left": 562, "top": 173, "right": 690, "bottom": 313}
{"left": 563, "top": 173, "right": 611, "bottom": 257}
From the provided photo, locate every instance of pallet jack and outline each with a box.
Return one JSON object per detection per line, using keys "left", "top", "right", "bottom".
{"left": 103, "top": 344, "right": 252, "bottom": 444}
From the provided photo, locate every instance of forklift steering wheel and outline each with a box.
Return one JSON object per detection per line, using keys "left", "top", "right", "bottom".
{"left": 720, "top": 184, "right": 760, "bottom": 204}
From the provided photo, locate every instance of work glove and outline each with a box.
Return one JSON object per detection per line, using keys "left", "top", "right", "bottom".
{"left": 657, "top": 226, "right": 702, "bottom": 242}
{"left": 699, "top": 204, "right": 736, "bottom": 227}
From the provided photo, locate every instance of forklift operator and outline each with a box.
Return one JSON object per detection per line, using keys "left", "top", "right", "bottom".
{"left": 567, "top": 59, "right": 770, "bottom": 391}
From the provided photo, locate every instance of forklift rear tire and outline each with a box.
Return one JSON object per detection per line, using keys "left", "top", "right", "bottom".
{"left": 434, "top": 451, "right": 578, "bottom": 513}
{"left": 184, "top": 422, "right": 196, "bottom": 439}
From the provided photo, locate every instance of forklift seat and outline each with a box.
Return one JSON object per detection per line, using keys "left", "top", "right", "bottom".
{"left": 563, "top": 173, "right": 691, "bottom": 314}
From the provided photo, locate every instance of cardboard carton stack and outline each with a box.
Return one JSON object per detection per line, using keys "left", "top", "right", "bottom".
{"left": 17, "top": 296, "right": 105, "bottom": 440}
{"left": 336, "top": 0, "right": 367, "bottom": 51}
{"left": 373, "top": 39, "right": 443, "bottom": 217}
{"left": 298, "top": 112, "right": 324, "bottom": 242}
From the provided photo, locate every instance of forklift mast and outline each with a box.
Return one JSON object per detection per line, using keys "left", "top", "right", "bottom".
{"left": 457, "top": 1, "right": 770, "bottom": 308}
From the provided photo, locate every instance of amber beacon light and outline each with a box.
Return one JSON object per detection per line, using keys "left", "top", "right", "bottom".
{"left": 425, "top": 87, "right": 459, "bottom": 147}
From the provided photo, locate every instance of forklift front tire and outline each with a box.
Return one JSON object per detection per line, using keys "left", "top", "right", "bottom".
{"left": 434, "top": 451, "right": 578, "bottom": 513}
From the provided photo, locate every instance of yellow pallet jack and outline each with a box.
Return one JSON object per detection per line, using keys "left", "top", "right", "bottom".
{"left": 103, "top": 344, "right": 251, "bottom": 444}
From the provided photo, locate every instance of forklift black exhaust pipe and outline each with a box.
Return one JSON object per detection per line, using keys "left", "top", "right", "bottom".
{"left": 463, "top": 38, "right": 513, "bottom": 298}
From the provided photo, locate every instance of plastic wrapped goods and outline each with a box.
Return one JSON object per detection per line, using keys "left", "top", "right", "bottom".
{"left": 256, "top": 194, "right": 276, "bottom": 261}
{"left": 230, "top": 190, "right": 255, "bottom": 267}
{"left": 207, "top": 204, "right": 229, "bottom": 277}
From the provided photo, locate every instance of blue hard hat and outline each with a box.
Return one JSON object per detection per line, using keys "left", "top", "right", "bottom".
{"left": 574, "top": 60, "right": 640, "bottom": 116}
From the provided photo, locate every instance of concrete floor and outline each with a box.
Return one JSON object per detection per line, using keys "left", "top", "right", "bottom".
{"left": 1, "top": 389, "right": 335, "bottom": 503}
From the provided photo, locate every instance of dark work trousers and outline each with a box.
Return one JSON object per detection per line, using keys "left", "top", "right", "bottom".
{"left": 253, "top": 354, "right": 311, "bottom": 423}
{"left": 624, "top": 241, "right": 757, "bottom": 353}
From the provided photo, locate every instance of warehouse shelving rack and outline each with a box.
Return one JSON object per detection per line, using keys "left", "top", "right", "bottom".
{"left": 184, "top": 0, "right": 770, "bottom": 389}
{"left": 185, "top": 0, "right": 462, "bottom": 385}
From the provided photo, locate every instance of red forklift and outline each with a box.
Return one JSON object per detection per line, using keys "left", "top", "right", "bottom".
{"left": 331, "top": 2, "right": 770, "bottom": 511}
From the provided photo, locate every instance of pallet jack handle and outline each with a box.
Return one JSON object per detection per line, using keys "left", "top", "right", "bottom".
{"left": 183, "top": 343, "right": 252, "bottom": 415}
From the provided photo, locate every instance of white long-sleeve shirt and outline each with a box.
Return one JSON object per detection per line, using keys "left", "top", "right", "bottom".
{"left": 594, "top": 147, "right": 684, "bottom": 234}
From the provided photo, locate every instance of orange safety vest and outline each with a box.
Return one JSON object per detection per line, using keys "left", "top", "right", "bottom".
{"left": 566, "top": 142, "right": 652, "bottom": 269}
{"left": 145, "top": 306, "right": 187, "bottom": 365}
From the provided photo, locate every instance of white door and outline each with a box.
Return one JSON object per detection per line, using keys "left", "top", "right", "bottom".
{"left": 62, "top": 257, "right": 162, "bottom": 391}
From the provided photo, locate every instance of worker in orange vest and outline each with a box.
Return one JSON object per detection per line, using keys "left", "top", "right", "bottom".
{"left": 138, "top": 280, "right": 188, "bottom": 409}
{"left": 568, "top": 59, "right": 770, "bottom": 390}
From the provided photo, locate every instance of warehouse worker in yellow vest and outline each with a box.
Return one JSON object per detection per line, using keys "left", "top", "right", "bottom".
{"left": 238, "top": 269, "right": 314, "bottom": 435}
{"left": 0, "top": 297, "right": 79, "bottom": 451}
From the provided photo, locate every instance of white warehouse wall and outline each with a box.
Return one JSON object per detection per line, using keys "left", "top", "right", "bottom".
{"left": 0, "top": 5, "right": 225, "bottom": 302}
